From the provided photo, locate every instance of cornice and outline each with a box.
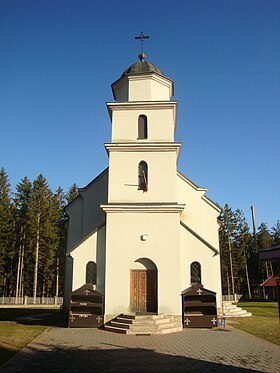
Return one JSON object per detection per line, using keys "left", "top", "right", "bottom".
{"left": 100, "top": 203, "right": 185, "bottom": 214}
{"left": 106, "top": 101, "right": 177, "bottom": 119}
{"left": 104, "top": 142, "right": 181, "bottom": 159}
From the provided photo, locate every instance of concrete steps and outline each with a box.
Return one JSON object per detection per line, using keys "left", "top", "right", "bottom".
{"left": 222, "top": 301, "right": 252, "bottom": 317}
{"left": 104, "top": 313, "right": 183, "bottom": 335}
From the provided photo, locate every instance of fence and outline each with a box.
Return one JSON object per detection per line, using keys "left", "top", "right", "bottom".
{"left": 222, "top": 294, "right": 242, "bottom": 302}
{"left": 1, "top": 296, "right": 63, "bottom": 306}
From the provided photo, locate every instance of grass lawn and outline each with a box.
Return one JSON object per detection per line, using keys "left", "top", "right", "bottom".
{"left": 0, "top": 308, "right": 67, "bottom": 366}
{"left": 229, "top": 302, "right": 280, "bottom": 346}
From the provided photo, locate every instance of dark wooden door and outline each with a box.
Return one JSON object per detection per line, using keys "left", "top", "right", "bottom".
{"left": 130, "top": 270, "right": 147, "bottom": 312}
{"left": 147, "top": 269, "right": 157, "bottom": 312}
{"left": 130, "top": 269, "right": 157, "bottom": 313}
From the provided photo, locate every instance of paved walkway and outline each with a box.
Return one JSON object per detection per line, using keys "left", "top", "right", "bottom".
{"left": 1, "top": 327, "right": 280, "bottom": 372}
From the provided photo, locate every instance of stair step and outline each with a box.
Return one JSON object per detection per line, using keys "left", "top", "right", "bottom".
{"left": 105, "top": 314, "right": 182, "bottom": 335}
{"left": 104, "top": 325, "right": 127, "bottom": 334}
{"left": 120, "top": 313, "right": 136, "bottom": 320}
{"left": 222, "top": 301, "right": 252, "bottom": 318}
{"left": 110, "top": 321, "right": 130, "bottom": 329}
{"left": 115, "top": 317, "right": 134, "bottom": 324}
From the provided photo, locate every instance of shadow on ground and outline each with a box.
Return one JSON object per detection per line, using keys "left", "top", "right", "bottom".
{"left": 0, "top": 341, "right": 264, "bottom": 373}
{"left": 0, "top": 308, "right": 67, "bottom": 327}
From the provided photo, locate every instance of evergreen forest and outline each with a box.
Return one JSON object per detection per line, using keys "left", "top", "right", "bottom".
{"left": 0, "top": 166, "right": 279, "bottom": 299}
{"left": 0, "top": 167, "right": 78, "bottom": 299}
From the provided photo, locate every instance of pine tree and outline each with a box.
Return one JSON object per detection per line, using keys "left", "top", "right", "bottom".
{"left": 0, "top": 167, "right": 16, "bottom": 296}
{"left": 14, "top": 177, "right": 32, "bottom": 299}
{"left": 27, "top": 175, "right": 53, "bottom": 299}
{"left": 52, "top": 187, "right": 67, "bottom": 298}
{"left": 271, "top": 220, "right": 280, "bottom": 246}
{"left": 219, "top": 204, "right": 238, "bottom": 295}
{"left": 235, "top": 209, "right": 252, "bottom": 298}
{"left": 257, "top": 223, "right": 273, "bottom": 282}
{"left": 65, "top": 183, "right": 79, "bottom": 204}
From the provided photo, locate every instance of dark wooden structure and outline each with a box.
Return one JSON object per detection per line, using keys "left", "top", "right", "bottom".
{"left": 259, "top": 245, "right": 280, "bottom": 323}
{"left": 260, "top": 276, "right": 280, "bottom": 301}
{"left": 69, "top": 284, "right": 104, "bottom": 328}
{"left": 181, "top": 284, "right": 217, "bottom": 328}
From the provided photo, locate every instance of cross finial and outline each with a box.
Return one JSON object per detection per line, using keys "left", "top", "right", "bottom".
{"left": 135, "top": 31, "right": 149, "bottom": 57}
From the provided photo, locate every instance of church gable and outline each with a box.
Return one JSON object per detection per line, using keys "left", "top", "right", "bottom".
{"left": 65, "top": 168, "right": 108, "bottom": 254}
{"left": 177, "top": 171, "right": 221, "bottom": 252}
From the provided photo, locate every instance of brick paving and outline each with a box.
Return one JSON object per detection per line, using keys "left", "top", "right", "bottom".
{"left": 1, "top": 326, "right": 280, "bottom": 372}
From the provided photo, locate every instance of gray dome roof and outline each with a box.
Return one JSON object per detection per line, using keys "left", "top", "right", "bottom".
{"left": 121, "top": 61, "right": 163, "bottom": 77}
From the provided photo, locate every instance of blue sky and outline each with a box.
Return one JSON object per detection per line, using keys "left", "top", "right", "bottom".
{"left": 1, "top": 0, "right": 279, "bottom": 229}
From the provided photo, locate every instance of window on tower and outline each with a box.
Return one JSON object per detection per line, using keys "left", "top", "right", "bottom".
{"left": 190, "top": 261, "right": 201, "bottom": 284}
{"left": 138, "top": 161, "right": 148, "bottom": 191}
{"left": 138, "top": 115, "right": 148, "bottom": 139}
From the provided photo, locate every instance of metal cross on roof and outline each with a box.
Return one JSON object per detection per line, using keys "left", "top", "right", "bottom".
{"left": 135, "top": 31, "right": 149, "bottom": 53}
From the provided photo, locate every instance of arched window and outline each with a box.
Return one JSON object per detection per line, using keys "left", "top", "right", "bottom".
{"left": 190, "top": 261, "right": 201, "bottom": 284}
{"left": 138, "top": 115, "right": 148, "bottom": 139}
{"left": 138, "top": 161, "right": 148, "bottom": 191}
{"left": 86, "top": 261, "right": 97, "bottom": 285}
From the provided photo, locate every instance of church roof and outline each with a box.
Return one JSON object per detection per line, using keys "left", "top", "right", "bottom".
{"left": 121, "top": 52, "right": 164, "bottom": 77}
{"left": 121, "top": 61, "right": 163, "bottom": 77}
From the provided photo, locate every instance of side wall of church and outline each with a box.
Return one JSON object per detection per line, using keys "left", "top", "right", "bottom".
{"left": 66, "top": 170, "right": 108, "bottom": 254}
{"left": 177, "top": 174, "right": 222, "bottom": 310}
{"left": 64, "top": 170, "right": 108, "bottom": 307}
{"left": 179, "top": 227, "right": 222, "bottom": 311}
{"left": 71, "top": 225, "right": 106, "bottom": 295}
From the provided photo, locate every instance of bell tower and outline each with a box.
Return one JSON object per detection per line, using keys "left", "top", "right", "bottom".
{"left": 105, "top": 50, "right": 181, "bottom": 204}
{"left": 101, "top": 42, "right": 185, "bottom": 318}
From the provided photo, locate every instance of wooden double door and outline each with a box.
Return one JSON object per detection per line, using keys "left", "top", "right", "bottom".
{"left": 130, "top": 269, "right": 157, "bottom": 313}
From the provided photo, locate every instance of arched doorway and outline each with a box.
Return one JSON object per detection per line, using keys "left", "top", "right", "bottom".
{"left": 130, "top": 258, "right": 158, "bottom": 313}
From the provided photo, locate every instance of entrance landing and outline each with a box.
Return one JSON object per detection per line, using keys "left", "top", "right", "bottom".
{"left": 104, "top": 313, "right": 182, "bottom": 335}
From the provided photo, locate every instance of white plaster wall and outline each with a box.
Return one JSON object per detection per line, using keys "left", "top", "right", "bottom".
{"left": 111, "top": 107, "right": 175, "bottom": 142}
{"left": 71, "top": 232, "right": 97, "bottom": 290}
{"left": 65, "top": 170, "right": 108, "bottom": 254}
{"left": 129, "top": 77, "right": 171, "bottom": 101}
{"left": 71, "top": 225, "right": 106, "bottom": 295}
{"left": 180, "top": 226, "right": 222, "bottom": 310}
{"left": 114, "top": 82, "right": 128, "bottom": 102}
{"left": 104, "top": 212, "right": 182, "bottom": 316}
{"left": 66, "top": 198, "right": 83, "bottom": 253}
{"left": 112, "top": 74, "right": 173, "bottom": 102}
{"left": 177, "top": 174, "right": 220, "bottom": 249}
{"left": 108, "top": 151, "right": 178, "bottom": 203}
{"left": 80, "top": 171, "right": 108, "bottom": 238}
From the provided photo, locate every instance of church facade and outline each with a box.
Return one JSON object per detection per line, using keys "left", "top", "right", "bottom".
{"left": 64, "top": 53, "right": 222, "bottom": 321}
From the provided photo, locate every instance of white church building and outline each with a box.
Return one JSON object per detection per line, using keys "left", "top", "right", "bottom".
{"left": 64, "top": 50, "right": 222, "bottom": 323}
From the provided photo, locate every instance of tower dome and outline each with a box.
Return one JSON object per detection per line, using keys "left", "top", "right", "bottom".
{"left": 121, "top": 52, "right": 163, "bottom": 77}
{"left": 112, "top": 52, "right": 173, "bottom": 102}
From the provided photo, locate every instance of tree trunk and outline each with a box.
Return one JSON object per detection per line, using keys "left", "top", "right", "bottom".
{"left": 228, "top": 236, "right": 235, "bottom": 296}
{"left": 15, "top": 244, "right": 22, "bottom": 302}
{"left": 33, "top": 214, "right": 40, "bottom": 303}
{"left": 265, "top": 262, "right": 270, "bottom": 278}
{"left": 19, "top": 241, "right": 25, "bottom": 298}
{"left": 55, "top": 257, "right": 59, "bottom": 298}
{"left": 270, "top": 261, "right": 274, "bottom": 276}
{"left": 227, "top": 271, "right": 231, "bottom": 296}
{"left": 15, "top": 228, "right": 25, "bottom": 303}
